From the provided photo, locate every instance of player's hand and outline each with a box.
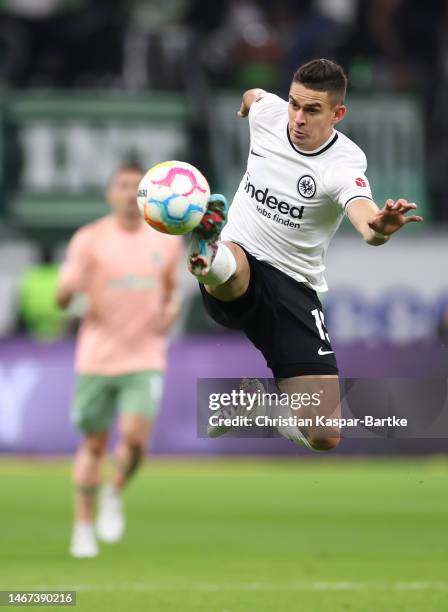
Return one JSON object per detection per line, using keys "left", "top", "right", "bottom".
{"left": 368, "top": 198, "right": 423, "bottom": 236}
{"left": 237, "top": 99, "right": 250, "bottom": 118}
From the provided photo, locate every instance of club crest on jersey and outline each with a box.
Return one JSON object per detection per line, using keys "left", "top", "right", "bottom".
{"left": 297, "top": 175, "right": 316, "bottom": 199}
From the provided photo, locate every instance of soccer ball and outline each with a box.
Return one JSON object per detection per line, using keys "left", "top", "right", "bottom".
{"left": 137, "top": 160, "right": 210, "bottom": 235}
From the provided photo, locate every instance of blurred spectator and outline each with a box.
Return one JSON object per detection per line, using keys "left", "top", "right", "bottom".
{"left": 429, "top": 0, "right": 448, "bottom": 220}
{"left": 0, "top": 0, "right": 126, "bottom": 88}
{"left": 315, "top": 0, "right": 357, "bottom": 26}
{"left": 268, "top": 0, "right": 349, "bottom": 91}
{"left": 0, "top": 0, "right": 446, "bottom": 221}
{"left": 19, "top": 249, "right": 69, "bottom": 341}
{"left": 343, "top": 0, "right": 443, "bottom": 93}
{"left": 183, "top": 0, "right": 280, "bottom": 89}
{"left": 437, "top": 305, "right": 448, "bottom": 345}
{"left": 228, "top": 0, "right": 281, "bottom": 90}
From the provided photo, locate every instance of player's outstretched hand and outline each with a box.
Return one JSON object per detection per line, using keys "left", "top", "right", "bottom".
{"left": 368, "top": 198, "right": 423, "bottom": 236}
{"left": 237, "top": 99, "right": 250, "bottom": 118}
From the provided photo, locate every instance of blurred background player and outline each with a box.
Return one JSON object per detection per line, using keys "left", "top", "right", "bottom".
{"left": 189, "top": 59, "right": 422, "bottom": 450}
{"left": 56, "top": 163, "right": 182, "bottom": 558}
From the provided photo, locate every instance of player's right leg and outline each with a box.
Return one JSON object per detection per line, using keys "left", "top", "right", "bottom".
{"left": 188, "top": 194, "right": 250, "bottom": 301}
{"left": 189, "top": 195, "right": 261, "bottom": 435}
{"left": 69, "top": 374, "right": 116, "bottom": 557}
{"left": 70, "top": 431, "right": 108, "bottom": 557}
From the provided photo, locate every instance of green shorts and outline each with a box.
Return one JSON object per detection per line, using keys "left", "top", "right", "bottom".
{"left": 71, "top": 370, "right": 163, "bottom": 433}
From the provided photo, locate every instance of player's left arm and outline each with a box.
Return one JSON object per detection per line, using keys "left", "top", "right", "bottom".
{"left": 347, "top": 198, "right": 423, "bottom": 246}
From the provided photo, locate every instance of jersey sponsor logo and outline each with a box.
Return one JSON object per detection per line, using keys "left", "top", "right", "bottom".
{"left": 355, "top": 177, "right": 367, "bottom": 187}
{"left": 297, "top": 175, "right": 316, "bottom": 199}
{"left": 109, "top": 275, "right": 159, "bottom": 289}
{"left": 244, "top": 174, "right": 305, "bottom": 222}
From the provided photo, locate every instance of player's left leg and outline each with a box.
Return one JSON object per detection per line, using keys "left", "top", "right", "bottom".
{"left": 70, "top": 431, "right": 109, "bottom": 557}
{"left": 276, "top": 375, "right": 341, "bottom": 451}
{"left": 208, "top": 375, "right": 341, "bottom": 449}
{"left": 96, "top": 413, "right": 151, "bottom": 543}
{"left": 112, "top": 412, "right": 151, "bottom": 490}
{"left": 96, "top": 371, "right": 162, "bottom": 543}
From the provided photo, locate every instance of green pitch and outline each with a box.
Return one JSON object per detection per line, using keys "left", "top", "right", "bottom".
{"left": 1, "top": 458, "right": 447, "bottom": 611}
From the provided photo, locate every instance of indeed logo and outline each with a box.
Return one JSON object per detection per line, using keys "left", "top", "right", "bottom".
{"left": 244, "top": 174, "right": 304, "bottom": 220}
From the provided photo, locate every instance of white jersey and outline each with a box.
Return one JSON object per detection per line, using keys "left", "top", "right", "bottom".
{"left": 221, "top": 92, "right": 373, "bottom": 292}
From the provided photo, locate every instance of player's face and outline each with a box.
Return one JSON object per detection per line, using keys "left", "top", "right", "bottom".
{"left": 287, "top": 83, "right": 346, "bottom": 150}
{"left": 106, "top": 169, "right": 143, "bottom": 219}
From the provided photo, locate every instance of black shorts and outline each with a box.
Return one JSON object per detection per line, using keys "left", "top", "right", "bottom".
{"left": 199, "top": 248, "right": 338, "bottom": 379}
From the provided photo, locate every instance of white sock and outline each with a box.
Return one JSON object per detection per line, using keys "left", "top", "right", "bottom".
{"left": 196, "top": 243, "right": 237, "bottom": 286}
{"left": 74, "top": 521, "right": 94, "bottom": 529}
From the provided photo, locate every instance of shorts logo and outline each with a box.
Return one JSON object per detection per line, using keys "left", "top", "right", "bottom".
{"left": 355, "top": 177, "right": 367, "bottom": 187}
{"left": 297, "top": 175, "right": 316, "bottom": 199}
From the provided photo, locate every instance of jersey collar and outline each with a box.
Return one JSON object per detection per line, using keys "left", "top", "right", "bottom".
{"left": 286, "top": 128, "right": 338, "bottom": 157}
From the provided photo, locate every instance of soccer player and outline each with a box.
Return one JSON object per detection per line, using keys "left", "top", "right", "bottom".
{"left": 188, "top": 59, "right": 422, "bottom": 449}
{"left": 57, "top": 163, "right": 182, "bottom": 557}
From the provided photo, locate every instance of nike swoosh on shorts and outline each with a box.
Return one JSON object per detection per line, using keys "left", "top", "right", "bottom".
{"left": 318, "top": 347, "right": 334, "bottom": 356}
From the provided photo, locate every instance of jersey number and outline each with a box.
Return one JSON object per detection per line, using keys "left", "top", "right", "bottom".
{"left": 311, "top": 308, "right": 330, "bottom": 342}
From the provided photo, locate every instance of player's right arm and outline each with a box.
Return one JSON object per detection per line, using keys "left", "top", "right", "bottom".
{"left": 56, "top": 229, "right": 91, "bottom": 310}
{"left": 56, "top": 284, "right": 74, "bottom": 310}
{"left": 347, "top": 197, "right": 422, "bottom": 246}
{"left": 324, "top": 156, "right": 421, "bottom": 245}
{"left": 237, "top": 89, "right": 267, "bottom": 118}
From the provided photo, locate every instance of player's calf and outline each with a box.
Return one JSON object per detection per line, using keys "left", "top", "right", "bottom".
{"left": 97, "top": 428, "right": 146, "bottom": 543}
{"left": 276, "top": 376, "right": 341, "bottom": 452}
{"left": 73, "top": 432, "right": 108, "bottom": 508}
{"left": 112, "top": 440, "right": 144, "bottom": 488}
{"left": 70, "top": 432, "right": 108, "bottom": 557}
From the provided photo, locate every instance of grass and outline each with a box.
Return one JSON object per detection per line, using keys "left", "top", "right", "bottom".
{"left": 0, "top": 457, "right": 447, "bottom": 611}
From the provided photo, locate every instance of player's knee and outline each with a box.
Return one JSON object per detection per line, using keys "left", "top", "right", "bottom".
{"left": 122, "top": 432, "right": 145, "bottom": 454}
{"left": 308, "top": 434, "right": 340, "bottom": 452}
{"left": 84, "top": 434, "right": 108, "bottom": 457}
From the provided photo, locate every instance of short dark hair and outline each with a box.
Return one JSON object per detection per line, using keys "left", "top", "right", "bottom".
{"left": 292, "top": 59, "right": 348, "bottom": 105}
{"left": 108, "top": 162, "right": 145, "bottom": 187}
{"left": 115, "top": 161, "right": 145, "bottom": 175}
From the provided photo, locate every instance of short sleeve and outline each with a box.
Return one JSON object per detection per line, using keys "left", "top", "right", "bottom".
{"left": 324, "top": 155, "right": 373, "bottom": 212}
{"left": 248, "top": 93, "right": 286, "bottom": 128}
{"left": 58, "top": 228, "right": 92, "bottom": 293}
